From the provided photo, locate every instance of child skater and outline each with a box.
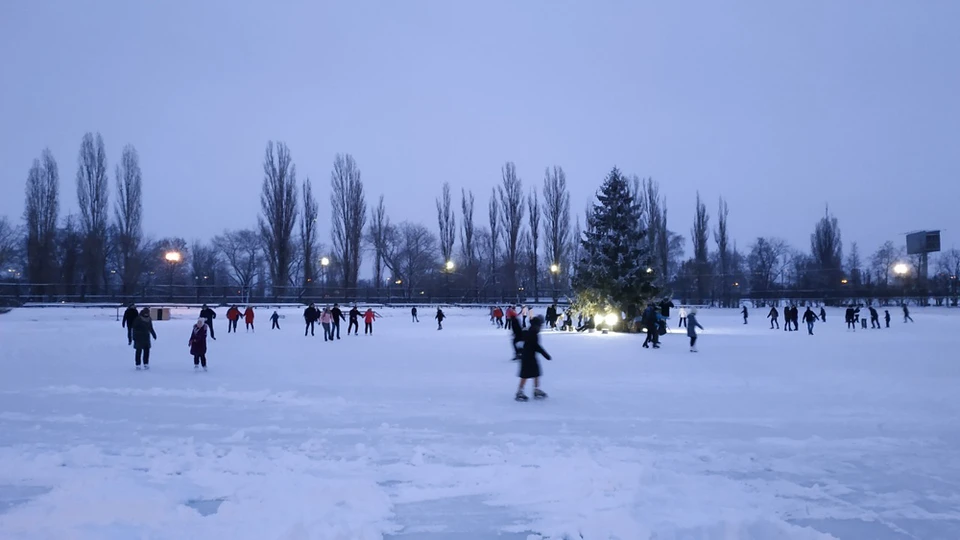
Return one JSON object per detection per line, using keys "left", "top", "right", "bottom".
{"left": 270, "top": 310, "right": 280, "bottom": 330}
{"left": 516, "top": 316, "right": 552, "bottom": 401}
{"left": 687, "top": 308, "right": 704, "bottom": 352}
{"left": 189, "top": 318, "right": 209, "bottom": 371}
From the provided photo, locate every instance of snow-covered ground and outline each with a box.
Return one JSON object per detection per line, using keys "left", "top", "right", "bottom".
{"left": 0, "top": 305, "right": 958, "bottom": 539}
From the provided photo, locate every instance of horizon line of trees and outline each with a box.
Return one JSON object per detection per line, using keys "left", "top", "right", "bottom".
{"left": 1, "top": 135, "right": 956, "bottom": 305}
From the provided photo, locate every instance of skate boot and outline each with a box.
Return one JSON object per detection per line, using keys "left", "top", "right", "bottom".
{"left": 194, "top": 365, "right": 200, "bottom": 371}
{"left": 136, "top": 365, "right": 142, "bottom": 371}
{"left": 533, "top": 389, "right": 548, "bottom": 400}
{"left": 202, "top": 366, "right": 207, "bottom": 372}
{"left": 143, "top": 365, "right": 150, "bottom": 371}
{"left": 515, "top": 391, "right": 529, "bottom": 402}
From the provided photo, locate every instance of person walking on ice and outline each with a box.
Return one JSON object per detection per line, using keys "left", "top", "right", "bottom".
{"left": 348, "top": 305, "right": 361, "bottom": 336}
{"left": 412, "top": 306, "right": 419, "bottom": 323}
{"left": 802, "top": 307, "right": 819, "bottom": 335}
{"left": 767, "top": 306, "right": 780, "bottom": 329}
{"left": 226, "top": 305, "right": 241, "bottom": 333}
{"left": 189, "top": 318, "right": 209, "bottom": 371}
{"left": 741, "top": 305, "right": 749, "bottom": 324}
{"left": 270, "top": 310, "right": 280, "bottom": 330}
{"left": 885, "top": 309, "right": 891, "bottom": 328}
{"left": 320, "top": 308, "right": 334, "bottom": 342}
{"left": 122, "top": 303, "right": 139, "bottom": 345}
{"left": 819, "top": 306, "right": 827, "bottom": 323}
{"left": 304, "top": 304, "right": 318, "bottom": 336}
{"left": 869, "top": 306, "right": 880, "bottom": 329}
{"left": 903, "top": 304, "right": 914, "bottom": 323}
{"left": 243, "top": 306, "right": 255, "bottom": 332}
{"left": 687, "top": 309, "right": 704, "bottom": 352}
{"left": 363, "top": 308, "right": 381, "bottom": 335}
{"left": 516, "top": 316, "right": 551, "bottom": 401}
{"left": 677, "top": 306, "right": 688, "bottom": 328}
{"left": 132, "top": 308, "right": 157, "bottom": 370}
{"left": 199, "top": 304, "right": 217, "bottom": 339}
{"left": 435, "top": 307, "right": 446, "bottom": 330}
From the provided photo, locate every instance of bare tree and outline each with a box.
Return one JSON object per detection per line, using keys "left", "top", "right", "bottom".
{"left": 76, "top": 133, "right": 109, "bottom": 294}
{"left": 498, "top": 162, "right": 524, "bottom": 294}
{"left": 300, "top": 177, "right": 318, "bottom": 289}
{"left": 23, "top": 149, "right": 60, "bottom": 290}
{"left": 0, "top": 217, "right": 20, "bottom": 271}
{"left": 487, "top": 189, "right": 500, "bottom": 293}
{"left": 846, "top": 241, "right": 863, "bottom": 285}
{"left": 382, "top": 222, "right": 438, "bottom": 294}
{"left": 191, "top": 240, "right": 219, "bottom": 295}
{"left": 114, "top": 144, "right": 143, "bottom": 296}
{"left": 810, "top": 206, "right": 843, "bottom": 291}
{"left": 214, "top": 229, "right": 261, "bottom": 290}
{"left": 459, "top": 189, "right": 477, "bottom": 294}
{"left": 527, "top": 187, "right": 541, "bottom": 301}
{"left": 748, "top": 237, "right": 787, "bottom": 292}
{"left": 330, "top": 153, "right": 366, "bottom": 290}
{"left": 542, "top": 166, "right": 570, "bottom": 300}
{"left": 436, "top": 182, "right": 456, "bottom": 265}
{"left": 258, "top": 141, "right": 299, "bottom": 294}
{"left": 714, "top": 197, "right": 730, "bottom": 306}
{"left": 368, "top": 195, "right": 388, "bottom": 291}
{"left": 57, "top": 215, "right": 82, "bottom": 296}
{"left": 870, "top": 241, "right": 901, "bottom": 287}
{"left": 691, "top": 192, "right": 710, "bottom": 303}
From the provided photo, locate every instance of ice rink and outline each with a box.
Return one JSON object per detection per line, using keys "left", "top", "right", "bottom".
{"left": 0, "top": 305, "right": 958, "bottom": 539}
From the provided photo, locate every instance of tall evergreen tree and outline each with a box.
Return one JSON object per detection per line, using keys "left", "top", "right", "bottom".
{"left": 572, "top": 168, "right": 656, "bottom": 314}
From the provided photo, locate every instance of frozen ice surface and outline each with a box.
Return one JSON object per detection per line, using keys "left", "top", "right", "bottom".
{"left": 0, "top": 305, "right": 959, "bottom": 539}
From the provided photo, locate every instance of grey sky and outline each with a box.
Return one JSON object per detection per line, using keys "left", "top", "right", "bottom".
{"left": 2, "top": 1, "right": 958, "bottom": 261}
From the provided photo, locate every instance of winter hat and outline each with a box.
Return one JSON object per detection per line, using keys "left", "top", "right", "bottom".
{"left": 530, "top": 315, "right": 544, "bottom": 328}
{"left": 140, "top": 308, "right": 150, "bottom": 316}
{"left": 196, "top": 319, "right": 206, "bottom": 328}
{"left": 689, "top": 309, "right": 697, "bottom": 315}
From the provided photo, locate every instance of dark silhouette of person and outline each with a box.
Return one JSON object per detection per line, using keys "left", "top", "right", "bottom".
{"left": 885, "top": 310, "right": 891, "bottom": 328}
{"left": 122, "top": 303, "right": 139, "bottom": 345}
{"left": 802, "top": 307, "right": 819, "bottom": 335}
{"left": 199, "top": 304, "right": 217, "bottom": 340}
{"left": 845, "top": 306, "right": 857, "bottom": 331}
{"left": 819, "top": 306, "right": 826, "bottom": 323}
{"left": 767, "top": 306, "right": 780, "bottom": 329}
{"left": 331, "top": 304, "right": 345, "bottom": 338}
{"left": 303, "top": 304, "right": 318, "bottom": 336}
{"left": 741, "top": 305, "right": 749, "bottom": 324}
{"left": 436, "top": 308, "right": 445, "bottom": 330}
{"left": 348, "top": 306, "right": 361, "bottom": 335}
{"left": 270, "top": 310, "right": 280, "bottom": 330}
{"left": 411, "top": 306, "right": 419, "bottom": 322}
{"left": 902, "top": 304, "right": 914, "bottom": 323}
{"left": 869, "top": 307, "right": 880, "bottom": 329}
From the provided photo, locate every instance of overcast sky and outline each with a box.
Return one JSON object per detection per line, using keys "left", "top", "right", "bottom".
{"left": 2, "top": 1, "right": 958, "bottom": 262}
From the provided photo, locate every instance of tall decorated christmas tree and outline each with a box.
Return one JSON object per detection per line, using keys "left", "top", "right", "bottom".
{"left": 572, "top": 167, "right": 658, "bottom": 318}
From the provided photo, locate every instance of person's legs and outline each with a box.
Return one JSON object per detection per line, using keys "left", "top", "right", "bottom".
{"left": 143, "top": 349, "right": 150, "bottom": 366}
{"left": 194, "top": 355, "right": 199, "bottom": 366}
{"left": 200, "top": 354, "right": 206, "bottom": 368}
{"left": 208, "top": 322, "right": 216, "bottom": 339}
{"left": 135, "top": 348, "right": 143, "bottom": 366}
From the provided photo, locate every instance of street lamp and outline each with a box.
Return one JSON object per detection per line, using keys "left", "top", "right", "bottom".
{"left": 445, "top": 260, "right": 455, "bottom": 272}
{"left": 164, "top": 251, "right": 181, "bottom": 302}
{"left": 320, "top": 257, "right": 330, "bottom": 297}
{"left": 893, "top": 263, "right": 909, "bottom": 277}
{"left": 550, "top": 264, "right": 559, "bottom": 274}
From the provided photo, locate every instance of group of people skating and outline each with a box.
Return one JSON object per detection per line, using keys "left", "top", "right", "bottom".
{"left": 763, "top": 303, "right": 914, "bottom": 334}
{"left": 302, "top": 303, "right": 382, "bottom": 340}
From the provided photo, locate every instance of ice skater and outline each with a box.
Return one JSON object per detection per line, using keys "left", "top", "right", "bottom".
{"left": 199, "top": 304, "right": 217, "bottom": 340}
{"left": 819, "top": 306, "right": 827, "bottom": 323}
{"left": 363, "top": 308, "right": 380, "bottom": 335}
{"left": 303, "top": 303, "right": 318, "bottom": 336}
{"left": 435, "top": 307, "right": 445, "bottom": 330}
{"left": 903, "top": 304, "right": 914, "bottom": 323}
{"left": 641, "top": 304, "right": 661, "bottom": 349}
{"left": 270, "top": 310, "right": 280, "bottom": 330}
{"left": 741, "top": 305, "right": 749, "bottom": 324}
{"left": 520, "top": 305, "right": 529, "bottom": 329}
{"left": 515, "top": 316, "right": 551, "bottom": 401}
{"left": 348, "top": 305, "right": 361, "bottom": 335}
{"left": 687, "top": 309, "right": 704, "bottom": 352}
{"left": 885, "top": 309, "right": 891, "bottom": 328}
{"left": 132, "top": 308, "right": 156, "bottom": 370}
{"left": 802, "top": 307, "right": 819, "bottom": 335}
{"left": 768, "top": 306, "right": 780, "bottom": 329}
{"left": 677, "top": 306, "right": 688, "bottom": 328}
{"left": 412, "top": 306, "right": 419, "bottom": 323}
{"left": 122, "top": 303, "right": 139, "bottom": 345}
{"left": 189, "top": 318, "right": 209, "bottom": 371}
{"left": 226, "top": 305, "right": 241, "bottom": 333}
{"left": 869, "top": 306, "right": 880, "bottom": 329}
{"left": 845, "top": 306, "right": 858, "bottom": 331}
{"left": 331, "top": 304, "right": 345, "bottom": 339}
{"left": 320, "top": 308, "right": 333, "bottom": 342}
{"left": 243, "top": 306, "right": 255, "bottom": 332}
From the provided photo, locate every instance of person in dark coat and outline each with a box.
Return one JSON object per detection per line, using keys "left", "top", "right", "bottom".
{"left": 687, "top": 309, "right": 704, "bottom": 352}
{"left": 884, "top": 309, "right": 891, "bottom": 328}
{"left": 845, "top": 306, "right": 857, "bottom": 331}
{"left": 132, "top": 308, "right": 157, "bottom": 370}
{"left": 331, "top": 304, "right": 345, "bottom": 339}
{"left": 436, "top": 307, "right": 445, "bottom": 330}
{"left": 516, "top": 316, "right": 551, "bottom": 401}
{"left": 869, "top": 306, "right": 880, "bottom": 329}
{"left": 412, "top": 306, "right": 419, "bottom": 323}
{"left": 348, "top": 306, "right": 361, "bottom": 336}
{"left": 510, "top": 311, "right": 524, "bottom": 359}
{"left": 546, "top": 304, "right": 557, "bottom": 329}
{"left": 819, "top": 306, "right": 827, "bottom": 323}
{"left": 768, "top": 306, "right": 780, "bottom": 329}
{"left": 270, "top": 311, "right": 280, "bottom": 330}
{"left": 642, "top": 305, "right": 660, "bottom": 348}
{"left": 122, "top": 303, "right": 139, "bottom": 345}
{"left": 903, "top": 304, "right": 914, "bottom": 323}
{"left": 802, "top": 307, "right": 819, "bottom": 335}
{"left": 660, "top": 298, "right": 675, "bottom": 320}
{"left": 791, "top": 306, "right": 800, "bottom": 331}
{"left": 189, "top": 318, "right": 209, "bottom": 370}
{"left": 199, "top": 304, "right": 217, "bottom": 339}
{"left": 741, "top": 305, "right": 749, "bottom": 324}
{"left": 303, "top": 304, "right": 318, "bottom": 336}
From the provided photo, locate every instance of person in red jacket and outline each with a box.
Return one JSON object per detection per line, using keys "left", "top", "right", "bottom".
{"left": 493, "top": 307, "right": 504, "bottom": 328}
{"left": 243, "top": 306, "right": 255, "bottom": 332}
{"left": 363, "top": 308, "right": 380, "bottom": 335}
{"left": 226, "top": 305, "right": 241, "bottom": 333}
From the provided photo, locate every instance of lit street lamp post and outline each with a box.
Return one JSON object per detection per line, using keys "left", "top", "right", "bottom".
{"left": 444, "top": 260, "right": 455, "bottom": 302}
{"left": 550, "top": 263, "right": 560, "bottom": 302}
{"left": 893, "top": 262, "right": 910, "bottom": 304}
{"left": 320, "top": 257, "right": 330, "bottom": 299}
{"left": 164, "top": 251, "right": 182, "bottom": 302}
